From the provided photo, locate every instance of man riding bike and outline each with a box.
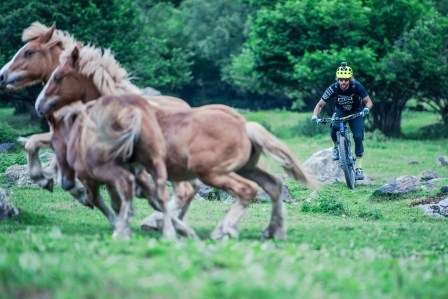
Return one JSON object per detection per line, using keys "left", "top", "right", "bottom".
{"left": 311, "top": 62, "right": 373, "bottom": 180}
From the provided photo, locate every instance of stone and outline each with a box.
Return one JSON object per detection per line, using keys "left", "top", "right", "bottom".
{"left": 0, "top": 188, "right": 19, "bottom": 218}
{"left": 373, "top": 175, "right": 420, "bottom": 199}
{"left": 0, "top": 143, "right": 17, "bottom": 154}
{"left": 437, "top": 156, "right": 448, "bottom": 167}
{"left": 419, "top": 169, "right": 442, "bottom": 181}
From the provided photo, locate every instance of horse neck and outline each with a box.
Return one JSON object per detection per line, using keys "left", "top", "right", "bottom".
{"left": 42, "top": 45, "right": 64, "bottom": 84}
{"left": 81, "top": 76, "right": 102, "bottom": 103}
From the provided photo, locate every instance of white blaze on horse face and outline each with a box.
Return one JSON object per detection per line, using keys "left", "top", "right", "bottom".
{"left": 0, "top": 44, "right": 29, "bottom": 88}
{"left": 35, "top": 68, "right": 57, "bottom": 116}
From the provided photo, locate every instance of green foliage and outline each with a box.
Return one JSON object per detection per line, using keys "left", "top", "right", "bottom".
{"left": 357, "top": 207, "right": 384, "bottom": 220}
{"left": 0, "top": 123, "right": 20, "bottom": 144}
{"left": 293, "top": 119, "right": 328, "bottom": 137}
{"left": 301, "top": 195, "right": 347, "bottom": 216}
{"left": 0, "top": 151, "right": 27, "bottom": 173}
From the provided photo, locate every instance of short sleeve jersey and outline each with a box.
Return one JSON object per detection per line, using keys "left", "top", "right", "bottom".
{"left": 321, "top": 81, "right": 368, "bottom": 113}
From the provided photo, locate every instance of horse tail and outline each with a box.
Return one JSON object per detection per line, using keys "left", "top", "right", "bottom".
{"left": 89, "top": 97, "right": 142, "bottom": 162}
{"left": 245, "top": 122, "right": 317, "bottom": 188}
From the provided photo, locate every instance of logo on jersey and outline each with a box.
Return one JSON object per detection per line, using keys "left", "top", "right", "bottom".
{"left": 337, "top": 95, "right": 354, "bottom": 111}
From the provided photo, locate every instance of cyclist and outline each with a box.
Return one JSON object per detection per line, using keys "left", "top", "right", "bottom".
{"left": 311, "top": 62, "right": 373, "bottom": 180}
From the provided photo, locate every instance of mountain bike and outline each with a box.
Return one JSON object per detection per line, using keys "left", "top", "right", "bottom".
{"left": 317, "top": 111, "right": 364, "bottom": 189}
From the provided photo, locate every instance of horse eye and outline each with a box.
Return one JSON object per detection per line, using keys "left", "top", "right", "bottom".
{"left": 54, "top": 74, "right": 62, "bottom": 84}
{"left": 24, "top": 50, "right": 34, "bottom": 58}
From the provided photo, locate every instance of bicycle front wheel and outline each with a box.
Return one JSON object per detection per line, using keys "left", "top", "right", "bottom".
{"left": 339, "top": 135, "right": 355, "bottom": 189}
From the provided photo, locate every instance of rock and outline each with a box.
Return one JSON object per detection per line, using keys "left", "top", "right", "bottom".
{"left": 408, "top": 160, "right": 419, "bottom": 165}
{"left": 141, "top": 87, "right": 161, "bottom": 96}
{"left": 303, "top": 148, "right": 345, "bottom": 183}
{"left": 0, "top": 188, "right": 19, "bottom": 218}
{"left": 419, "top": 198, "right": 448, "bottom": 218}
{"left": 373, "top": 175, "right": 420, "bottom": 199}
{"left": 0, "top": 143, "right": 17, "bottom": 154}
{"left": 419, "top": 169, "right": 442, "bottom": 181}
{"left": 4, "top": 164, "right": 34, "bottom": 186}
{"left": 441, "top": 186, "right": 448, "bottom": 194}
{"left": 437, "top": 156, "right": 448, "bottom": 167}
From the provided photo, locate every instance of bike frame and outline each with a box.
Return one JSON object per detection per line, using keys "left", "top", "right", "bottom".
{"left": 317, "top": 111, "right": 364, "bottom": 189}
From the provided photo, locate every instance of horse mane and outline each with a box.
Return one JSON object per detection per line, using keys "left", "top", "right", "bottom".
{"left": 60, "top": 44, "right": 142, "bottom": 97}
{"left": 22, "top": 22, "right": 78, "bottom": 49}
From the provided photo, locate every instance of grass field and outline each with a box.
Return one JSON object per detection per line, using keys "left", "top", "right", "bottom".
{"left": 1, "top": 107, "right": 447, "bottom": 299}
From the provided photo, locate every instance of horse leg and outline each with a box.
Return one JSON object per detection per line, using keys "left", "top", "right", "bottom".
{"left": 89, "top": 164, "right": 135, "bottom": 239}
{"left": 200, "top": 173, "right": 257, "bottom": 240}
{"left": 19, "top": 133, "right": 54, "bottom": 191}
{"left": 238, "top": 166, "right": 286, "bottom": 239}
{"left": 139, "top": 180, "right": 200, "bottom": 233}
{"left": 105, "top": 184, "right": 121, "bottom": 215}
{"left": 84, "top": 180, "right": 117, "bottom": 227}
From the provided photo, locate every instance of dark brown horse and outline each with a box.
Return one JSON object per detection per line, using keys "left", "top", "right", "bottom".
{"left": 36, "top": 45, "right": 317, "bottom": 239}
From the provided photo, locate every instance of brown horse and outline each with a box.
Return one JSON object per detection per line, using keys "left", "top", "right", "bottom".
{"left": 0, "top": 22, "right": 196, "bottom": 214}
{"left": 44, "top": 95, "right": 196, "bottom": 239}
{"left": 36, "top": 45, "right": 316, "bottom": 239}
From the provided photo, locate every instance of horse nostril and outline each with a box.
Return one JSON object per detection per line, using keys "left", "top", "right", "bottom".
{"left": 0, "top": 74, "right": 4, "bottom": 83}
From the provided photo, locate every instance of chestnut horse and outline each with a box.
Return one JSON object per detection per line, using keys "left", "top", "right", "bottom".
{"left": 43, "top": 95, "right": 195, "bottom": 239}
{"left": 0, "top": 22, "right": 197, "bottom": 216}
{"left": 36, "top": 45, "right": 316, "bottom": 239}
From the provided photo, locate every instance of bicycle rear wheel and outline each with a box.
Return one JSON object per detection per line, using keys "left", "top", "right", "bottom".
{"left": 339, "top": 135, "right": 355, "bottom": 189}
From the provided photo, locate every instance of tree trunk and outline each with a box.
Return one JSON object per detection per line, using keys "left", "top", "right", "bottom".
{"left": 371, "top": 100, "right": 407, "bottom": 137}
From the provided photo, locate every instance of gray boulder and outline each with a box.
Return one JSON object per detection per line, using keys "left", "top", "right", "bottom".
{"left": 373, "top": 175, "right": 420, "bottom": 199}
{"left": 0, "top": 143, "right": 16, "bottom": 154}
{"left": 419, "top": 198, "right": 448, "bottom": 218}
{"left": 437, "top": 156, "right": 448, "bottom": 167}
{"left": 0, "top": 188, "right": 19, "bottom": 218}
{"left": 303, "top": 148, "right": 345, "bottom": 183}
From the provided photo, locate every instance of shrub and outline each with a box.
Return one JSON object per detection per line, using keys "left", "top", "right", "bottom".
{"left": 301, "top": 195, "right": 347, "bottom": 216}
{"left": 0, "top": 123, "right": 20, "bottom": 145}
{"left": 357, "top": 208, "right": 383, "bottom": 220}
{"left": 0, "top": 151, "right": 27, "bottom": 173}
{"left": 294, "top": 119, "right": 329, "bottom": 137}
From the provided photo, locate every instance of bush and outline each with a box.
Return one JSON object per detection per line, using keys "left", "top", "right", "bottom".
{"left": 294, "top": 119, "right": 329, "bottom": 137}
{"left": 0, "top": 151, "right": 27, "bottom": 173}
{"left": 301, "top": 195, "right": 347, "bottom": 216}
{"left": 357, "top": 208, "right": 383, "bottom": 220}
{"left": 0, "top": 123, "right": 19, "bottom": 145}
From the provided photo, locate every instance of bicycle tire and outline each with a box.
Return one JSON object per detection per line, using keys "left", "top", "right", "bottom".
{"left": 339, "top": 134, "right": 355, "bottom": 189}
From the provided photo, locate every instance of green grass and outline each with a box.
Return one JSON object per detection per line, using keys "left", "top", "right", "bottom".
{"left": 0, "top": 107, "right": 42, "bottom": 136}
{"left": 1, "top": 108, "right": 448, "bottom": 299}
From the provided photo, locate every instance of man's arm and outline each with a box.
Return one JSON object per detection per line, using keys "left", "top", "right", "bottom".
{"left": 363, "top": 96, "right": 373, "bottom": 110}
{"left": 312, "top": 99, "right": 327, "bottom": 117}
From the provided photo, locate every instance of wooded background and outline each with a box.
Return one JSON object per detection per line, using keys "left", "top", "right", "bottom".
{"left": 0, "top": 0, "right": 447, "bottom": 136}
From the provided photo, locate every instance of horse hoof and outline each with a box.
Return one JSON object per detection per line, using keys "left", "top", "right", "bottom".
{"left": 211, "top": 226, "right": 238, "bottom": 240}
{"left": 261, "top": 227, "right": 287, "bottom": 240}
{"left": 38, "top": 178, "right": 54, "bottom": 192}
{"left": 112, "top": 229, "right": 131, "bottom": 240}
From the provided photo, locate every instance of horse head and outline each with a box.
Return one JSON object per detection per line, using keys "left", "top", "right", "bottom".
{"left": 35, "top": 46, "right": 100, "bottom": 117}
{"left": 0, "top": 22, "right": 66, "bottom": 90}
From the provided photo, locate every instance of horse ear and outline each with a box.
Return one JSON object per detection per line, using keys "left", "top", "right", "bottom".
{"left": 39, "top": 23, "right": 56, "bottom": 44}
{"left": 70, "top": 46, "right": 80, "bottom": 68}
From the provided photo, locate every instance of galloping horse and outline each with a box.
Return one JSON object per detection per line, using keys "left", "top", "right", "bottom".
{"left": 40, "top": 94, "right": 194, "bottom": 239}
{"left": 36, "top": 45, "right": 316, "bottom": 239}
{"left": 0, "top": 22, "right": 197, "bottom": 218}
{"left": 0, "top": 22, "right": 87, "bottom": 200}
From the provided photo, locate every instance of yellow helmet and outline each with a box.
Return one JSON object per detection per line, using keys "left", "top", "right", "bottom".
{"left": 336, "top": 62, "right": 353, "bottom": 79}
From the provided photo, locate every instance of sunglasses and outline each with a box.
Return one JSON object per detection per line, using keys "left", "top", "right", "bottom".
{"left": 337, "top": 78, "right": 350, "bottom": 82}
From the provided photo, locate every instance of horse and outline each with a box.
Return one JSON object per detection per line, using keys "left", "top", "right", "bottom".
{"left": 0, "top": 22, "right": 197, "bottom": 217}
{"left": 42, "top": 95, "right": 195, "bottom": 239}
{"left": 36, "top": 45, "right": 317, "bottom": 239}
{"left": 0, "top": 22, "right": 88, "bottom": 200}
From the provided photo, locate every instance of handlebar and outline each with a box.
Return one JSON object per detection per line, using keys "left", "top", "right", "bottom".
{"left": 317, "top": 111, "right": 364, "bottom": 125}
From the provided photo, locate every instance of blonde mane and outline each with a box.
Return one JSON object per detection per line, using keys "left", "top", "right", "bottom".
{"left": 22, "top": 22, "right": 78, "bottom": 49}
{"left": 60, "top": 44, "right": 142, "bottom": 97}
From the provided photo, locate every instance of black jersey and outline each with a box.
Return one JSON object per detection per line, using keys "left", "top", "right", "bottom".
{"left": 321, "top": 80, "right": 369, "bottom": 113}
